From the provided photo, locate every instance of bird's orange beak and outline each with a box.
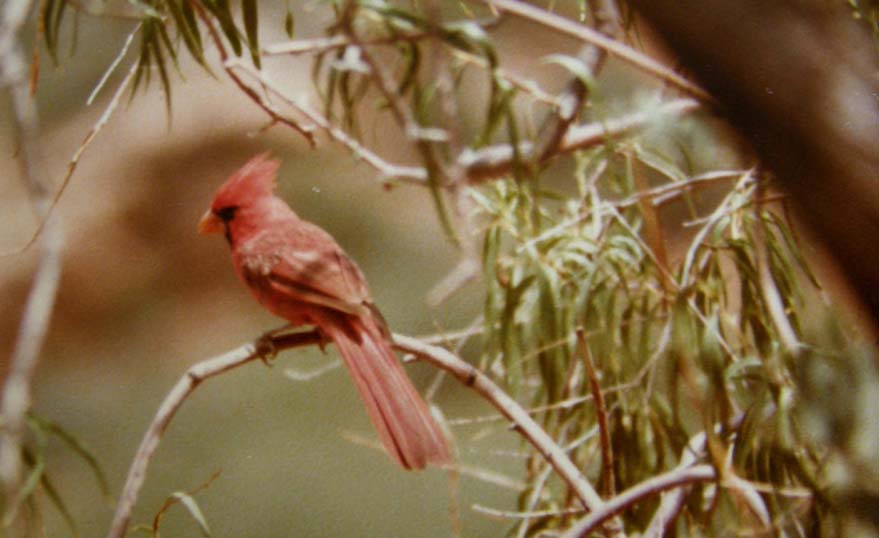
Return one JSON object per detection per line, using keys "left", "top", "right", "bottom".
{"left": 198, "top": 210, "right": 224, "bottom": 235}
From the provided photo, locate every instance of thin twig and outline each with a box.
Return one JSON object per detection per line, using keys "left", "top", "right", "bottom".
{"left": 87, "top": 22, "right": 141, "bottom": 105}
{"left": 107, "top": 330, "right": 608, "bottom": 538}
{"left": 1, "top": 58, "right": 139, "bottom": 257}
{"left": 472, "top": 503, "right": 585, "bottom": 520}
{"left": 485, "top": 0, "right": 711, "bottom": 101}
{"left": 393, "top": 334, "right": 606, "bottom": 513}
{"left": 533, "top": 0, "right": 620, "bottom": 163}
{"left": 106, "top": 331, "right": 324, "bottom": 538}
{"left": 0, "top": 0, "right": 65, "bottom": 518}
{"left": 188, "top": 0, "right": 316, "bottom": 146}
{"left": 449, "top": 49, "right": 561, "bottom": 107}
{"left": 225, "top": 59, "right": 428, "bottom": 183}
{"left": 461, "top": 98, "right": 700, "bottom": 182}
{"left": 560, "top": 465, "right": 716, "bottom": 538}
{"left": 576, "top": 330, "right": 614, "bottom": 498}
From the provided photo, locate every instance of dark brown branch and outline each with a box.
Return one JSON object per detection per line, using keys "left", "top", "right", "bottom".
{"left": 188, "top": 0, "right": 316, "bottom": 146}
{"left": 577, "top": 330, "right": 615, "bottom": 498}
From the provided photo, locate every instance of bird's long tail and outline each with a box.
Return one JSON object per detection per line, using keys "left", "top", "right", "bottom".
{"left": 318, "top": 313, "right": 451, "bottom": 470}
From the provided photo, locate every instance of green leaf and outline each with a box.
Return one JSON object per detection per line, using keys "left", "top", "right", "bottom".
{"left": 242, "top": 0, "right": 261, "bottom": 68}
{"left": 205, "top": 0, "right": 243, "bottom": 56}
{"left": 38, "top": 469, "right": 79, "bottom": 536}
{"left": 396, "top": 41, "right": 420, "bottom": 96}
{"left": 167, "top": 0, "right": 208, "bottom": 70}
{"left": 541, "top": 53, "right": 595, "bottom": 88}
{"left": 154, "top": 492, "right": 213, "bottom": 537}
{"left": 181, "top": 0, "right": 203, "bottom": 50}
{"left": 42, "top": 0, "right": 68, "bottom": 63}
{"left": 284, "top": 9, "right": 295, "bottom": 38}
{"left": 131, "top": 26, "right": 154, "bottom": 98}
{"left": 501, "top": 275, "right": 536, "bottom": 391}
{"left": 29, "top": 414, "right": 110, "bottom": 498}
{"left": 152, "top": 472, "right": 221, "bottom": 537}
{"left": 150, "top": 30, "right": 173, "bottom": 118}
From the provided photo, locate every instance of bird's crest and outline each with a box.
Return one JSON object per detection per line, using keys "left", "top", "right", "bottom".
{"left": 211, "top": 152, "right": 280, "bottom": 210}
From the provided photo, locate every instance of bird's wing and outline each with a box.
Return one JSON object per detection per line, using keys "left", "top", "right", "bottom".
{"left": 236, "top": 223, "right": 373, "bottom": 317}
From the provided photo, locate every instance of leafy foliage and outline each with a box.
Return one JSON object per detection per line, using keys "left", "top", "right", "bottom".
{"left": 27, "top": 0, "right": 879, "bottom": 536}
{"left": 1, "top": 414, "right": 108, "bottom": 537}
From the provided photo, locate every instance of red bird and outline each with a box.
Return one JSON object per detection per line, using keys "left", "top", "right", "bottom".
{"left": 198, "top": 153, "right": 450, "bottom": 470}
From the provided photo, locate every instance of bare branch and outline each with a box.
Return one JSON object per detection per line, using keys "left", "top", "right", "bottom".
{"left": 392, "top": 334, "right": 606, "bottom": 512}
{"left": 188, "top": 0, "right": 316, "bottom": 146}
{"left": 561, "top": 464, "right": 716, "bottom": 538}
{"left": 533, "top": 0, "right": 620, "bottom": 163}
{"left": 485, "top": 0, "right": 710, "bottom": 101}
{"left": 461, "top": 98, "right": 701, "bottom": 182}
{"left": 108, "top": 330, "right": 609, "bottom": 538}
{"left": 577, "top": 330, "right": 614, "bottom": 498}
{"left": 106, "top": 331, "right": 323, "bottom": 538}
{"left": 643, "top": 412, "right": 748, "bottom": 537}
{"left": 225, "top": 59, "right": 428, "bottom": 184}
{"left": 0, "top": 0, "right": 65, "bottom": 516}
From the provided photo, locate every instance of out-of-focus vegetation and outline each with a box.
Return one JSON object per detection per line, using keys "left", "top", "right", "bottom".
{"left": 3, "top": 0, "right": 878, "bottom": 537}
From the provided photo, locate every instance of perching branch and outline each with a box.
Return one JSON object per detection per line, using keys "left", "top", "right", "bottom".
{"left": 107, "top": 330, "right": 607, "bottom": 538}
{"left": 106, "top": 331, "right": 323, "bottom": 538}
{"left": 392, "top": 334, "right": 606, "bottom": 513}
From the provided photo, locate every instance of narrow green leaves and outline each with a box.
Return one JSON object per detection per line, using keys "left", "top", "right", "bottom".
{"left": 242, "top": 0, "right": 260, "bottom": 68}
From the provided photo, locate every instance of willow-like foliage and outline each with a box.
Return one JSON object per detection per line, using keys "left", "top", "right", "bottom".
{"left": 30, "top": 1, "right": 879, "bottom": 536}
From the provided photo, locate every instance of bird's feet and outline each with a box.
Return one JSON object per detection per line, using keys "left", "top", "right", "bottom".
{"left": 255, "top": 334, "right": 278, "bottom": 366}
{"left": 255, "top": 324, "right": 292, "bottom": 366}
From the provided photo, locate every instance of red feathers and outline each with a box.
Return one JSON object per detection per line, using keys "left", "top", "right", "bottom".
{"left": 209, "top": 152, "right": 279, "bottom": 212}
{"left": 200, "top": 154, "right": 451, "bottom": 470}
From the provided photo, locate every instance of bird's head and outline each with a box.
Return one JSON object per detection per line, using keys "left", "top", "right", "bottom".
{"left": 198, "top": 152, "right": 281, "bottom": 237}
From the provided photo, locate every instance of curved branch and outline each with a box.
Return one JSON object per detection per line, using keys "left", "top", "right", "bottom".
{"left": 107, "top": 330, "right": 610, "bottom": 538}
{"left": 0, "top": 0, "right": 66, "bottom": 516}
{"left": 461, "top": 98, "right": 700, "bottom": 182}
{"left": 485, "top": 0, "right": 711, "bottom": 102}
{"left": 392, "top": 334, "right": 606, "bottom": 512}
{"left": 105, "top": 331, "right": 323, "bottom": 538}
{"left": 560, "top": 464, "right": 716, "bottom": 538}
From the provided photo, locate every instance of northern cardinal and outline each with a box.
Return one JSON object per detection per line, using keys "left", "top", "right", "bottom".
{"left": 198, "top": 153, "right": 450, "bottom": 470}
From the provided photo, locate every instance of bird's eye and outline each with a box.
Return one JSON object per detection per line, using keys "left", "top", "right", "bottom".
{"left": 215, "top": 206, "right": 238, "bottom": 222}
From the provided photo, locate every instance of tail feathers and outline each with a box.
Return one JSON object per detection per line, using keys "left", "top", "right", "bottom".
{"left": 319, "top": 314, "right": 451, "bottom": 470}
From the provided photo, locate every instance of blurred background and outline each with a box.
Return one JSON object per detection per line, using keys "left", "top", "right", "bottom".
{"left": 5, "top": 0, "right": 878, "bottom": 536}
{"left": 0, "top": 3, "right": 541, "bottom": 536}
